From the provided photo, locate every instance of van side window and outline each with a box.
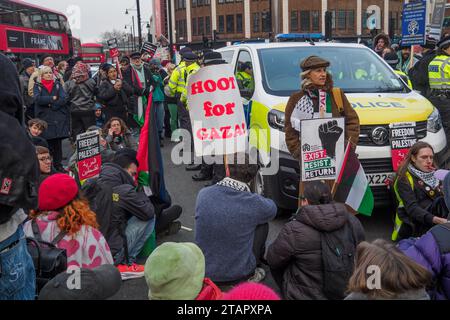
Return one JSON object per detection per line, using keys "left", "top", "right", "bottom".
{"left": 220, "top": 50, "right": 234, "bottom": 64}
{"left": 235, "top": 50, "right": 255, "bottom": 99}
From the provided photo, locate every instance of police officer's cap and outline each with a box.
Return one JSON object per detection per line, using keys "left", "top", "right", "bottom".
{"left": 438, "top": 35, "right": 450, "bottom": 50}
{"left": 179, "top": 47, "right": 193, "bottom": 56}
{"left": 241, "top": 62, "right": 252, "bottom": 71}
{"left": 203, "top": 52, "right": 226, "bottom": 66}
{"left": 182, "top": 52, "right": 198, "bottom": 62}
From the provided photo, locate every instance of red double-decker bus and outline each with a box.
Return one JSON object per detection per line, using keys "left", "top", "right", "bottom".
{"left": 71, "top": 36, "right": 81, "bottom": 58}
{"left": 80, "top": 43, "right": 105, "bottom": 65}
{"left": 0, "top": 0, "right": 75, "bottom": 65}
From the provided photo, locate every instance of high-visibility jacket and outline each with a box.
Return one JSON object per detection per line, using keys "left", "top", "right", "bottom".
{"left": 394, "top": 70, "right": 413, "bottom": 89}
{"left": 428, "top": 54, "right": 450, "bottom": 90}
{"left": 168, "top": 61, "right": 186, "bottom": 97}
{"left": 180, "top": 62, "right": 201, "bottom": 106}
{"left": 392, "top": 171, "right": 414, "bottom": 242}
{"left": 236, "top": 71, "right": 254, "bottom": 91}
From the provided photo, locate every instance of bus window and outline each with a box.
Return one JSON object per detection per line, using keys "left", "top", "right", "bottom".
{"left": 30, "top": 11, "right": 46, "bottom": 29}
{"left": 47, "top": 14, "right": 61, "bottom": 31}
{"left": 0, "top": 2, "right": 19, "bottom": 25}
{"left": 19, "top": 11, "right": 32, "bottom": 28}
{"left": 59, "top": 15, "right": 71, "bottom": 34}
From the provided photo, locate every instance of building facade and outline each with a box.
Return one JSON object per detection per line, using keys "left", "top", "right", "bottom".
{"left": 156, "top": 0, "right": 409, "bottom": 45}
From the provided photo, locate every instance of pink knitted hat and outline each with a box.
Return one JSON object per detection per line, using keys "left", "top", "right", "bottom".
{"left": 222, "top": 283, "right": 281, "bottom": 300}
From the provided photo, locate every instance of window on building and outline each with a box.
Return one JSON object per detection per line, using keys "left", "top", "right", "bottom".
{"left": 332, "top": 10, "right": 336, "bottom": 29}
{"left": 337, "top": 10, "right": 346, "bottom": 30}
{"left": 300, "top": 11, "right": 310, "bottom": 32}
{"left": 312, "top": 11, "right": 319, "bottom": 31}
{"left": 218, "top": 15, "right": 225, "bottom": 33}
{"left": 262, "top": 11, "right": 271, "bottom": 32}
{"left": 290, "top": 11, "right": 298, "bottom": 31}
{"left": 206, "top": 16, "right": 211, "bottom": 35}
{"left": 236, "top": 14, "right": 243, "bottom": 33}
{"left": 192, "top": 18, "right": 197, "bottom": 36}
{"left": 225, "top": 0, "right": 234, "bottom": 3}
{"left": 192, "top": 0, "right": 197, "bottom": 7}
{"left": 226, "top": 14, "right": 234, "bottom": 33}
{"left": 218, "top": 0, "right": 224, "bottom": 3}
{"left": 198, "top": 17, "right": 204, "bottom": 35}
{"left": 347, "top": 10, "right": 355, "bottom": 30}
{"left": 253, "top": 12, "right": 260, "bottom": 33}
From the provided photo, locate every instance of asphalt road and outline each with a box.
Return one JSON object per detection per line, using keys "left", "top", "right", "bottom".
{"left": 83, "top": 138, "right": 393, "bottom": 300}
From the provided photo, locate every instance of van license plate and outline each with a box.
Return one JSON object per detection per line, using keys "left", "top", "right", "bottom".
{"left": 366, "top": 173, "right": 393, "bottom": 186}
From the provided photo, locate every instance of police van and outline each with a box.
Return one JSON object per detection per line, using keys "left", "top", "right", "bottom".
{"left": 217, "top": 42, "right": 448, "bottom": 212}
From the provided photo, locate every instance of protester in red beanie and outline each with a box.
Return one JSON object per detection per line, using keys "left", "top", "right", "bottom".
{"left": 24, "top": 174, "right": 114, "bottom": 269}
{"left": 222, "top": 283, "right": 281, "bottom": 300}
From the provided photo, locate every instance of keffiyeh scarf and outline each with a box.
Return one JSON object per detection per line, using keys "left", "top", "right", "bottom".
{"left": 408, "top": 164, "right": 439, "bottom": 189}
{"left": 291, "top": 89, "right": 332, "bottom": 132}
{"left": 217, "top": 177, "right": 251, "bottom": 192}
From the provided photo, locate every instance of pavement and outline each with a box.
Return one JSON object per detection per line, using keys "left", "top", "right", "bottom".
{"left": 99, "top": 137, "right": 394, "bottom": 300}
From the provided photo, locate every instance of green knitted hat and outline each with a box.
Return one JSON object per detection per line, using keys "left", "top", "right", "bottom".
{"left": 145, "top": 242, "right": 205, "bottom": 300}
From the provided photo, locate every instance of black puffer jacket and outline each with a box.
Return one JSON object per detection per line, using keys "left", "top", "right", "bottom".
{"left": 85, "top": 163, "right": 155, "bottom": 256}
{"left": 266, "top": 203, "right": 365, "bottom": 300}
{"left": 97, "top": 79, "right": 133, "bottom": 120}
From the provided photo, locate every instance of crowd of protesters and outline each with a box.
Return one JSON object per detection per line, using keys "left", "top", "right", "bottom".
{"left": 1, "top": 29, "right": 450, "bottom": 302}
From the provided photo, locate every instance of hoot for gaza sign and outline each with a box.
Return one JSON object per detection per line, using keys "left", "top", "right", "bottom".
{"left": 187, "top": 64, "right": 247, "bottom": 157}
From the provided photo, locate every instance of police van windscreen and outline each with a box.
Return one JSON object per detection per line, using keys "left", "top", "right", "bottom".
{"left": 258, "top": 47, "right": 408, "bottom": 96}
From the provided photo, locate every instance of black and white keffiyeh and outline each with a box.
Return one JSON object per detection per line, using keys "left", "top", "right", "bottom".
{"left": 408, "top": 164, "right": 440, "bottom": 189}
{"left": 217, "top": 177, "right": 251, "bottom": 192}
{"left": 290, "top": 94, "right": 314, "bottom": 132}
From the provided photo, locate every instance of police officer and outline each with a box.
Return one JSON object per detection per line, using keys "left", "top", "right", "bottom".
{"left": 409, "top": 36, "right": 437, "bottom": 98}
{"left": 175, "top": 50, "right": 201, "bottom": 171}
{"left": 236, "top": 62, "right": 254, "bottom": 94}
{"left": 428, "top": 35, "right": 450, "bottom": 143}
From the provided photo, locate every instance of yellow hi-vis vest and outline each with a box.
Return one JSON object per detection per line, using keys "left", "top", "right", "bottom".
{"left": 236, "top": 71, "right": 254, "bottom": 91}
{"left": 392, "top": 172, "right": 414, "bottom": 241}
{"left": 168, "top": 61, "right": 186, "bottom": 97}
{"left": 394, "top": 70, "right": 413, "bottom": 89}
{"left": 428, "top": 55, "right": 450, "bottom": 90}
{"left": 180, "top": 62, "right": 201, "bottom": 106}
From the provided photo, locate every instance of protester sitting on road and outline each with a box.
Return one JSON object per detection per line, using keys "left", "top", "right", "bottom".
{"left": 84, "top": 150, "right": 182, "bottom": 280}
{"left": 94, "top": 103, "right": 106, "bottom": 129}
{"left": 36, "top": 146, "right": 56, "bottom": 186}
{"left": 38, "top": 264, "right": 122, "bottom": 300}
{"left": 103, "top": 117, "right": 138, "bottom": 151}
{"left": 195, "top": 153, "right": 277, "bottom": 286}
{"left": 221, "top": 283, "right": 280, "bottom": 300}
{"left": 266, "top": 180, "right": 365, "bottom": 300}
{"left": 392, "top": 142, "right": 448, "bottom": 242}
{"left": 33, "top": 66, "right": 69, "bottom": 173}
{"left": 397, "top": 169, "right": 450, "bottom": 300}
{"left": 145, "top": 242, "right": 222, "bottom": 300}
{"left": 346, "top": 240, "right": 432, "bottom": 300}
{"left": 24, "top": 174, "right": 114, "bottom": 269}
{"left": 27, "top": 118, "right": 49, "bottom": 148}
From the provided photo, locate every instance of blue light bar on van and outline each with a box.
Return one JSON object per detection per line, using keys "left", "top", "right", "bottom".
{"left": 275, "top": 33, "right": 324, "bottom": 40}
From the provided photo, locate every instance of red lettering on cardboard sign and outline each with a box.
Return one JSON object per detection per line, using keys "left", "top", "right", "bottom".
{"left": 203, "top": 101, "right": 236, "bottom": 118}
{"left": 190, "top": 77, "right": 237, "bottom": 96}
{"left": 196, "top": 122, "right": 247, "bottom": 141}
{"left": 303, "top": 150, "right": 328, "bottom": 162}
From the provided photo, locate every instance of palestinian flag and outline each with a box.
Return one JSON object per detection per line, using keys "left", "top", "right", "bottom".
{"left": 137, "top": 92, "right": 171, "bottom": 205}
{"left": 334, "top": 144, "right": 374, "bottom": 216}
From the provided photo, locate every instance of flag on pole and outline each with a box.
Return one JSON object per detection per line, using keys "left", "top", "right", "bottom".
{"left": 334, "top": 144, "right": 374, "bottom": 216}
{"left": 137, "top": 92, "right": 171, "bottom": 205}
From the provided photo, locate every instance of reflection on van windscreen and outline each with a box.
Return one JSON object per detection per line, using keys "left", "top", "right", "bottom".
{"left": 258, "top": 46, "right": 407, "bottom": 96}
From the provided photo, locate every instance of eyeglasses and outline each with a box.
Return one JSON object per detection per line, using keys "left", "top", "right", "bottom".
{"left": 38, "top": 156, "right": 52, "bottom": 162}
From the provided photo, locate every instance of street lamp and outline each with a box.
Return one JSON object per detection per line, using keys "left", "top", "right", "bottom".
{"left": 146, "top": 22, "right": 153, "bottom": 43}
{"left": 125, "top": 1, "right": 143, "bottom": 49}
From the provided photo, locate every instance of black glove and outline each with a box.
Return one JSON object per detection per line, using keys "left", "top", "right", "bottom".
{"left": 318, "top": 120, "right": 343, "bottom": 159}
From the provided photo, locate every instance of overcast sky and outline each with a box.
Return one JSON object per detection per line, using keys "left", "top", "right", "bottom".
{"left": 26, "top": 0, "right": 153, "bottom": 42}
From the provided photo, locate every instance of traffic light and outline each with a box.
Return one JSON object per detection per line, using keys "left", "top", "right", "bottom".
{"left": 325, "top": 11, "right": 332, "bottom": 41}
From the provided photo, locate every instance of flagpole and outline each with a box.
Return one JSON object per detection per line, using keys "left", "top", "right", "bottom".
{"left": 331, "top": 137, "right": 353, "bottom": 198}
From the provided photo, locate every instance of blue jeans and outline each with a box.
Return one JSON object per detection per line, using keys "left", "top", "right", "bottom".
{"left": 154, "top": 102, "right": 165, "bottom": 139}
{"left": 0, "top": 226, "right": 36, "bottom": 300}
{"left": 114, "top": 216, "right": 155, "bottom": 265}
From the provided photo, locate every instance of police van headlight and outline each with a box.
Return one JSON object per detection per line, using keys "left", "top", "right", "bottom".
{"left": 427, "top": 108, "right": 443, "bottom": 133}
{"left": 268, "top": 110, "right": 285, "bottom": 132}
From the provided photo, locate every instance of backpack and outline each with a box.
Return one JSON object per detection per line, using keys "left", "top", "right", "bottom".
{"left": 26, "top": 220, "right": 67, "bottom": 293}
{"left": 321, "top": 222, "right": 356, "bottom": 300}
